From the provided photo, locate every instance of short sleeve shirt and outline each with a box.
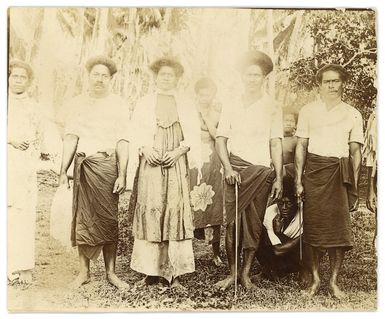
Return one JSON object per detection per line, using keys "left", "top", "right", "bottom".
{"left": 64, "top": 93, "right": 130, "bottom": 155}
{"left": 216, "top": 94, "right": 283, "bottom": 167}
{"left": 296, "top": 99, "right": 364, "bottom": 158}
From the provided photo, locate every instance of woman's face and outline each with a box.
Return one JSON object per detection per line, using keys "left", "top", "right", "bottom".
{"left": 156, "top": 66, "right": 178, "bottom": 91}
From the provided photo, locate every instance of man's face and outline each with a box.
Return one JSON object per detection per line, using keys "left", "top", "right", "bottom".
{"left": 242, "top": 64, "right": 265, "bottom": 93}
{"left": 319, "top": 70, "right": 343, "bottom": 99}
{"left": 196, "top": 88, "right": 215, "bottom": 107}
{"left": 89, "top": 64, "right": 112, "bottom": 95}
{"left": 277, "top": 196, "right": 296, "bottom": 220}
{"left": 283, "top": 114, "right": 296, "bottom": 137}
{"left": 156, "top": 66, "right": 178, "bottom": 91}
{"left": 9, "top": 67, "right": 30, "bottom": 94}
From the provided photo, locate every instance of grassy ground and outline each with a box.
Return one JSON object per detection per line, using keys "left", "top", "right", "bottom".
{"left": 8, "top": 170, "right": 377, "bottom": 312}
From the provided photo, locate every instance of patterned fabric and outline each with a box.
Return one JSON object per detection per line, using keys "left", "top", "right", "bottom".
{"left": 130, "top": 94, "right": 195, "bottom": 281}
{"left": 132, "top": 95, "right": 193, "bottom": 241}
{"left": 130, "top": 239, "right": 195, "bottom": 282}
{"left": 190, "top": 107, "right": 224, "bottom": 241}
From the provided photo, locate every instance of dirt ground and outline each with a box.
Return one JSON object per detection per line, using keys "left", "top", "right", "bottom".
{"left": 8, "top": 170, "right": 377, "bottom": 312}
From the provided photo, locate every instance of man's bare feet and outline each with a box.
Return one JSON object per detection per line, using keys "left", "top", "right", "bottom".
{"left": 214, "top": 275, "right": 235, "bottom": 290}
{"left": 329, "top": 282, "right": 345, "bottom": 300}
{"left": 303, "top": 278, "right": 321, "bottom": 297}
{"left": 8, "top": 272, "right": 20, "bottom": 284}
{"left": 68, "top": 272, "right": 91, "bottom": 289}
{"left": 240, "top": 274, "right": 257, "bottom": 290}
{"left": 299, "top": 270, "right": 312, "bottom": 288}
{"left": 213, "top": 255, "right": 223, "bottom": 267}
{"left": 106, "top": 272, "right": 129, "bottom": 289}
{"left": 171, "top": 278, "right": 187, "bottom": 291}
{"left": 19, "top": 270, "right": 32, "bottom": 285}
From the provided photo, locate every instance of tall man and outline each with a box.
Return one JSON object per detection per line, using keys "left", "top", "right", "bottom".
{"left": 8, "top": 60, "right": 44, "bottom": 285}
{"left": 295, "top": 64, "right": 363, "bottom": 299}
{"left": 59, "top": 56, "right": 130, "bottom": 289}
{"left": 215, "top": 51, "right": 283, "bottom": 290}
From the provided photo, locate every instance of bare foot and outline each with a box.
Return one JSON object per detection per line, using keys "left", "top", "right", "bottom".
{"left": 214, "top": 275, "right": 235, "bottom": 290}
{"left": 329, "top": 282, "right": 345, "bottom": 300}
{"left": 171, "top": 278, "right": 187, "bottom": 291}
{"left": 299, "top": 270, "right": 312, "bottom": 289}
{"left": 213, "top": 255, "right": 223, "bottom": 267}
{"left": 136, "top": 276, "right": 159, "bottom": 287}
{"left": 250, "top": 270, "right": 264, "bottom": 283}
{"left": 68, "top": 272, "right": 91, "bottom": 289}
{"left": 8, "top": 272, "right": 20, "bottom": 284}
{"left": 19, "top": 270, "right": 32, "bottom": 285}
{"left": 303, "top": 279, "right": 321, "bottom": 297}
{"left": 106, "top": 273, "right": 129, "bottom": 290}
{"left": 240, "top": 274, "right": 257, "bottom": 290}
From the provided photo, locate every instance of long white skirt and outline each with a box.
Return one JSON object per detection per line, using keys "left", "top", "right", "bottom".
{"left": 130, "top": 239, "right": 195, "bottom": 283}
{"left": 8, "top": 146, "right": 38, "bottom": 277}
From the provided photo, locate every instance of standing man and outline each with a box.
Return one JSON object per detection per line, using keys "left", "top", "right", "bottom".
{"left": 215, "top": 51, "right": 283, "bottom": 290}
{"left": 8, "top": 60, "right": 45, "bottom": 286}
{"left": 295, "top": 64, "right": 363, "bottom": 299}
{"left": 59, "top": 56, "right": 130, "bottom": 289}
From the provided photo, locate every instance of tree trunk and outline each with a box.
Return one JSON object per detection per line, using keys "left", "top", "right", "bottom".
{"left": 267, "top": 9, "right": 275, "bottom": 97}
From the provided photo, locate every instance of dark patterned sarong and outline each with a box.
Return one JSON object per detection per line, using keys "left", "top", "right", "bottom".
{"left": 225, "top": 154, "right": 275, "bottom": 250}
{"left": 303, "top": 153, "right": 357, "bottom": 250}
{"left": 71, "top": 152, "right": 119, "bottom": 260}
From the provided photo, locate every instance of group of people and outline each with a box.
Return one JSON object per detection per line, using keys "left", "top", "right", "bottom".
{"left": 7, "top": 49, "right": 374, "bottom": 300}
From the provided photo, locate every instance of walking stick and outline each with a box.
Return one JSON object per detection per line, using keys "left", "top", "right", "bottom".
{"left": 297, "top": 196, "right": 303, "bottom": 261}
{"left": 234, "top": 182, "right": 239, "bottom": 302}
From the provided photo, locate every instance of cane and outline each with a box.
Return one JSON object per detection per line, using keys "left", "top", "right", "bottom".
{"left": 297, "top": 196, "right": 303, "bottom": 261}
{"left": 234, "top": 182, "right": 239, "bottom": 302}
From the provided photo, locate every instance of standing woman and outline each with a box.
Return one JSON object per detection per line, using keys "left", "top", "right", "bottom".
{"left": 8, "top": 60, "right": 44, "bottom": 286}
{"left": 190, "top": 78, "right": 224, "bottom": 266}
{"left": 128, "top": 58, "right": 201, "bottom": 289}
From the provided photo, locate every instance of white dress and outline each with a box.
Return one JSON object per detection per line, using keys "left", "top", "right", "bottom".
{"left": 8, "top": 92, "right": 41, "bottom": 278}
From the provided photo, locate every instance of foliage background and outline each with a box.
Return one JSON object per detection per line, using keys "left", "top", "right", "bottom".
{"left": 9, "top": 8, "right": 377, "bottom": 134}
{"left": 7, "top": 8, "right": 377, "bottom": 311}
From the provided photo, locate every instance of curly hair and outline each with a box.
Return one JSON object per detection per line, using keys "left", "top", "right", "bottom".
{"left": 85, "top": 55, "right": 117, "bottom": 76}
{"left": 9, "top": 59, "right": 34, "bottom": 80}
{"left": 149, "top": 57, "right": 184, "bottom": 78}
{"left": 315, "top": 64, "right": 350, "bottom": 84}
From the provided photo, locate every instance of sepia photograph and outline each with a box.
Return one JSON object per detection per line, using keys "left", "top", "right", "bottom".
{"left": 6, "top": 6, "right": 377, "bottom": 312}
